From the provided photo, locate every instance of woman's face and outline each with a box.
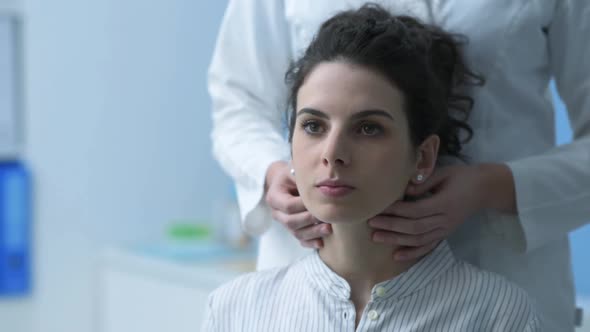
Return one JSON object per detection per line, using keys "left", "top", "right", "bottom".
{"left": 292, "top": 61, "right": 418, "bottom": 224}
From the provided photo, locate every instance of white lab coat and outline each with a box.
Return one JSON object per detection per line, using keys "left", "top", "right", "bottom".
{"left": 208, "top": 1, "right": 590, "bottom": 331}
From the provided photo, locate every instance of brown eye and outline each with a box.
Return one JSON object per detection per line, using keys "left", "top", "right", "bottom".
{"left": 302, "top": 120, "right": 324, "bottom": 134}
{"left": 359, "top": 123, "right": 382, "bottom": 136}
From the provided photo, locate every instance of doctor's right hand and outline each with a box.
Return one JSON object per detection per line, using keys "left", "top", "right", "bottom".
{"left": 264, "top": 161, "right": 332, "bottom": 249}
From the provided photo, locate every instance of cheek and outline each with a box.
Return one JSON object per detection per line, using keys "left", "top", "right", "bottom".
{"left": 368, "top": 163, "right": 407, "bottom": 193}
{"left": 363, "top": 144, "right": 415, "bottom": 195}
{"left": 291, "top": 133, "right": 310, "bottom": 170}
{"left": 291, "top": 133, "right": 315, "bottom": 194}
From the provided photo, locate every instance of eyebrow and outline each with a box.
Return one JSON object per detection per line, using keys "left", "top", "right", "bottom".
{"left": 296, "top": 108, "right": 395, "bottom": 121}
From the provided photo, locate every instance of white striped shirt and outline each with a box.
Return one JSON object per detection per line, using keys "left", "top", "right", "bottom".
{"left": 201, "top": 241, "right": 541, "bottom": 331}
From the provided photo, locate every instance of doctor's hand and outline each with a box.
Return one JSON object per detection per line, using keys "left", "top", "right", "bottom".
{"left": 368, "top": 164, "right": 514, "bottom": 261}
{"left": 265, "top": 161, "right": 332, "bottom": 249}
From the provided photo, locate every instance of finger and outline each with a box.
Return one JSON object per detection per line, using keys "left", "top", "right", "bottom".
{"left": 405, "top": 168, "right": 448, "bottom": 197}
{"left": 282, "top": 177, "right": 300, "bottom": 196}
{"left": 386, "top": 196, "right": 441, "bottom": 219}
{"left": 375, "top": 201, "right": 398, "bottom": 216}
{"left": 393, "top": 240, "right": 440, "bottom": 261}
{"left": 266, "top": 190, "right": 307, "bottom": 214}
{"left": 368, "top": 215, "right": 443, "bottom": 235}
{"left": 294, "top": 223, "right": 332, "bottom": 242}
{"left": 375, "top": 193, "right": 441, "bottom": 219}
{"left": 372, "top": 228, "right": 446, "bottom": 247}
{"left": 272, "top": 210, "right": 316, "bottom": 231}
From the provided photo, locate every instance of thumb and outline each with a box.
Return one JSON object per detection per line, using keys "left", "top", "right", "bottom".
{"left": 406, "top": 170, "right": 447, "bottom": 196}
{"left": 281, "top": 173, "right": 300, "bottom": 196}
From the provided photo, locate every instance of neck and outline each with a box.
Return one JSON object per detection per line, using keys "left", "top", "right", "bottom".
{"left": 318, "top": 220, "right": 418, "bottom": 311}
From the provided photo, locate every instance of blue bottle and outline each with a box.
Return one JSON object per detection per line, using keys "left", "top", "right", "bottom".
{"left": 0, "top": 161, "right": 31, "bottom": 296}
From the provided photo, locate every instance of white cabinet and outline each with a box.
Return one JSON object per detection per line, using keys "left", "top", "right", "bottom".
{"left": 98, "top": 247, "right": 255, "bottom": 332}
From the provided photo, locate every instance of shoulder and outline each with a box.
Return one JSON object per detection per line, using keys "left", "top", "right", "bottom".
{"left": 207, "top": 255, "right": 310, "bottom": 315}
{"left": 209, "top": 266, "right": 285, "bottom": 304}
{"left": 451, "top": 261, "right": 541, "bottom": 330}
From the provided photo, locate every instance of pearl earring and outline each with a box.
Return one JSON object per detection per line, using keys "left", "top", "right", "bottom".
{"left": 416, "top": 174, "right": 424, "bottom": 182}
{"left": 290, "top": 168, "right": 295, "bottom": 176}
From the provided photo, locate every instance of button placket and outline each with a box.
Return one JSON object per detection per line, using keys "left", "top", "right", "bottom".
{"left": 375, "top": 286, "right": 386, "bottom": 298}
{"left": 342, "top": 310, "right": 354, "bottom": 321}
{"left": 367, "top": 309, "right": 379, "bottom": 321}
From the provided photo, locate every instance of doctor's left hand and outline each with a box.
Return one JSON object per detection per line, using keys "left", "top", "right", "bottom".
{"left": 367, "top": 164, "right": 508, "bottom": 261}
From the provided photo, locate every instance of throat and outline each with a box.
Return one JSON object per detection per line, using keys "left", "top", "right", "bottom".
{"left": 318, "top": 221, "right": 418, "bottom": 324}
{"left": 318, "top": 221, "right": 415, "bottom": 281}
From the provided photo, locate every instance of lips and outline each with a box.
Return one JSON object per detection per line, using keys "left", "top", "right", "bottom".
{"left": 315, "top": 179, "right": 355, "bottom": 198}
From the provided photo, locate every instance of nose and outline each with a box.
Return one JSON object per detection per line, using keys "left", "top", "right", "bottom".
{"left": 322, "top": 131, "right": 351, "bottom": 168}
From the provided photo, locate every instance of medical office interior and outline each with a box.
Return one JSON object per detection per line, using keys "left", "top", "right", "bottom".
{"left": 0, "top": 1, "right": 588, "bottom": 331}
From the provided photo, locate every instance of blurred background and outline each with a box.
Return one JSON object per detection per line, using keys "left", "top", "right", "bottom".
{"left": 0, "top": 1, "right": 588, "bottom": 331}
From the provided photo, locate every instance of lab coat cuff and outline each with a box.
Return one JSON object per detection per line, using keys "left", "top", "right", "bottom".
{"left": 236, "top": 150, "right": 289, "bottom": 236}
{"left": 505, "top": 160, "right": 554, "bottom": 253}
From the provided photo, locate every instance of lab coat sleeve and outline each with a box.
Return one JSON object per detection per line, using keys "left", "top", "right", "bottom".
{"left": 208, "top": 0, "right": 292, "bottom": 235}
{"left": 505, "top": 0, "right": 590, "bottom": 252}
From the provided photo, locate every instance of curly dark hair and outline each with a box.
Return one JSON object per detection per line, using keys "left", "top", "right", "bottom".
{"left": 285, "top": 3, "right": 484, "bottom": 161}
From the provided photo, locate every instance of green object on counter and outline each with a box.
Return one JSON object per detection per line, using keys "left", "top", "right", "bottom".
{"left": 167, "top": 222, "right": 211, "bottom": 241}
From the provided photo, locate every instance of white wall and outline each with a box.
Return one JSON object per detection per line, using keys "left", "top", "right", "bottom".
{"left": 19, "top": 1, "right": 230, "bottom": 331}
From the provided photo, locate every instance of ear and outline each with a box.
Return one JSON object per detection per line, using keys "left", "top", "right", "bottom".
{"left": 411, "top": 135, "right": 440, "bottom": 184}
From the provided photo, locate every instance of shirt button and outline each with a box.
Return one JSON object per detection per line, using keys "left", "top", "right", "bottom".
{"left": 368, "top": 310, "right": 379, "bottom": 321}
{"left": 375, "top": 286, "right": 386, "bottom": 297}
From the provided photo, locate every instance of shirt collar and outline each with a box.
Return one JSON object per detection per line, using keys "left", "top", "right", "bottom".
{"left": 303, "top": 240, "right": 456, "bottom": 302}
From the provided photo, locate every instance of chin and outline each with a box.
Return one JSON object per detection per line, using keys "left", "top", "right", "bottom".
{"left": 301, "top": 190, "right": 398, "bottom": 223}
{"left": 308, "top": 203, "right": 376, "bottom": 224}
